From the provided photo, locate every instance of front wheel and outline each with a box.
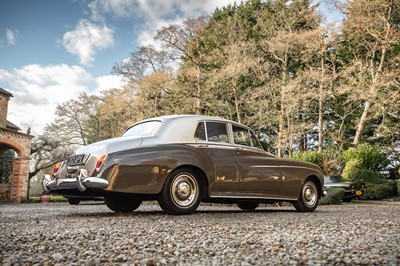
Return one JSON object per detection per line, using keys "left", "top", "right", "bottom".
{"left": 293, "top": 179, "right": 319, "bottom": 212}
{"left": 104, "top": 194, "right": 142, "bottom": 213}
{"left": 158, "top": 168, "right": 201, "bottom": 215}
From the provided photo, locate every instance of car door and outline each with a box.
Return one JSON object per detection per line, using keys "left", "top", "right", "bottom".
{"left": 193, "top": 121, "right": 239, "bottom": 196}
{"left": 232, "top": 125, "right": 283, "bottom": 198}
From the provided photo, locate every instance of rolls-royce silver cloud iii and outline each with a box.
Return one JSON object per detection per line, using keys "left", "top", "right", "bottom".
{"left": 43, "top": 115, "right": 324, "bottom": 215}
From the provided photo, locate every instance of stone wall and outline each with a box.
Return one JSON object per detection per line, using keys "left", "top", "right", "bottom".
{"left": 0, "top": 128, "right": 33, "bottom": 203}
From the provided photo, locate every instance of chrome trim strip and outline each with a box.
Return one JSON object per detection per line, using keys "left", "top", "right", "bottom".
{"left": 251, "top": 165, "right": 319, "bottom": 172}
{"left": 210, "top": 195, "right": 297, "bottom": 201}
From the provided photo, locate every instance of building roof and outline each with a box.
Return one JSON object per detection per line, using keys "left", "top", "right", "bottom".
{"left": 6, "top": 120, "right": 21, "bottom": 131}
{"left": 0, "top": 87, "right": 13, "bottom": 97}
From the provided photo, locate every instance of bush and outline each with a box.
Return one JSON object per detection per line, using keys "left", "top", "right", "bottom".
{"left": 320, "top": 187, "right": 345, "bottom": 205}
{"left": 361, "top": 181, "right": 398, "bottom": 200}
{"left": 341, "top": 144, "right": 389, "bottom": 172}
{"left": 342, "top": 160, "right": 386, "bottom": 183}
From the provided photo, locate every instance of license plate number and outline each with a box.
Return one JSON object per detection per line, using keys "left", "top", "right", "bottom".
{"left": 355, "top": 190, "right": 362, "bottom": 196}
{"left": 68, "top": 154, "right": 87, "bottom": 166}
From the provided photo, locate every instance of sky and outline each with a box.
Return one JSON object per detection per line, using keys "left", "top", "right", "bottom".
{"left": 0, "top": 0, "right": 342, "bottom": 136}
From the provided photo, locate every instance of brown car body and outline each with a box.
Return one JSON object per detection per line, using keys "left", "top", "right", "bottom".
{"left": 44, "top": 115, "right": 324, "bottom": 214}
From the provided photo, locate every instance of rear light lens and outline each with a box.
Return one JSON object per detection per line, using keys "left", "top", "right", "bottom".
{"left": 51, "top": 162, "right": 63, "bottom": 178}
{"left": 349, "top": 184, "right": 355, "bottom": 189}
{"left": 93, "top": 154, "right": 107, "bottom": 176}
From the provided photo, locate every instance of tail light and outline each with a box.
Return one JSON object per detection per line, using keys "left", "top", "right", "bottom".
{"left": 349, "top": 184, "right": 355, "bottom": 189}
{"left": 51, "top": 162, "right": 63, "bottom": 178}
{"left": 92, "top": 154, "right": 107, "bottom": 176}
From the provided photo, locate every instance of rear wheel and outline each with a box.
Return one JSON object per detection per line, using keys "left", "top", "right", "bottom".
{"left": 342, "top": 197, "right": 353, "bottom": 202}
{"left": 104, "top": 194, "right": 142, "bottom": 213}
{"left": 158, "top": 168, "right": 201, "bottom": 215}
{"left": 293, "top": 179, "right": 319, "bottom": 212}
{"left": 67, "top": 198, "right": 81, "bottom": 205}
{"left": 237, "top": 202, "right": 259, "bottom": 211}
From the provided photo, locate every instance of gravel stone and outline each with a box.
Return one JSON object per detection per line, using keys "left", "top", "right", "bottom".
{"left": 0, "top": 201, "right": 399, "bottom": 265}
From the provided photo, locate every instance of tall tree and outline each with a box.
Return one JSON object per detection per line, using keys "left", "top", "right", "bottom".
{"left": 339, "top": 0, "right": 400, "bottom": 146}
{"left": 156, "top": 17, "right": 208, "bottom": 114}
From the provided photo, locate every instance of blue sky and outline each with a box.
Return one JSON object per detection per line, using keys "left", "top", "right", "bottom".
{"left": 0, "top": 0, "right": 342, "bottom": 136}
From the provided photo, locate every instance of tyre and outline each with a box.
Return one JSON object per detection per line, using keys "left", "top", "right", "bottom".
{"left": 237, "top": 202, "right": 259, "bottom": 211}
{"left": 293, "top": 179, "right": 319, "bottom": 212}
{"left": 104, "top": 194, "right": 142, "bottom": 213}
{"left": 342, "top": 197, "right": 353, "bottom": 202}
{"left": 158, "top": 168, "right": 201, "bottom": 215}
{"left": 67, "top": 198, "right": 81, "bottom": 205}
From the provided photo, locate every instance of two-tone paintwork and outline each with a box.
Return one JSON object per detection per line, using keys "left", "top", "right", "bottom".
{"left": 50, "top": 115, "right": 324, "bottom": 203}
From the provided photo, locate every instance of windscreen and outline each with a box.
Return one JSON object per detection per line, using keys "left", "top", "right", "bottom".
{"left": 122, "top": 121, "right": 162, "bottom": 137}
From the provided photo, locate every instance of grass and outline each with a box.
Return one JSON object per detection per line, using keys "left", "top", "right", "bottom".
{"left": 27, "top": 195, "right": 68, "bottom": 203}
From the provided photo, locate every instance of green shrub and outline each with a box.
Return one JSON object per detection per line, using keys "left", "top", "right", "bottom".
{"left": 291, "top": 151, "right": 324, "bottom": 169}
{"left": 320, "top": 188, "right": 345, "bottom": 205}
{"left": 341, "top": 144, "right": 389, "bottom": 172}
{"left": 361, "top": 181, "right": 398, "bottom": 200}
{"left": 342, "top": 160, "right": 385, "bottom": 183}
{"left": 397, "top": 180, "right": 400, "bottom": 196}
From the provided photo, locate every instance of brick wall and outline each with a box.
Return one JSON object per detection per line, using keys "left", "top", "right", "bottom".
{"left": 0, "top": 94, "right": 9, "bottom": 128}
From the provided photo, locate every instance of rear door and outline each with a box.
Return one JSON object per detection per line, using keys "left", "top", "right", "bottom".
{"left": 194, "top": 121, "right": 239, "bottom": 196}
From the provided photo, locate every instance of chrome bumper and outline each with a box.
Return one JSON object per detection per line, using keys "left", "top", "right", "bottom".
{"left": 42, "top": 169, "right": 109, "bottom": 193}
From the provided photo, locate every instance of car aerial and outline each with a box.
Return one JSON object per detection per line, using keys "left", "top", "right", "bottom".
{"left": 324, "top": 175, "right": 366, "bottom": 202}
{"left": 43, "top": 115, "right": 324, "bottom": 215}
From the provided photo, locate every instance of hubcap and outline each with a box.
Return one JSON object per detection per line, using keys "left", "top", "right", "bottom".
{"left": 171, "top": 173, "right": 198, "bottom": 208}
{"left": 303, "top": 181, "right": 317, "bottom": 208}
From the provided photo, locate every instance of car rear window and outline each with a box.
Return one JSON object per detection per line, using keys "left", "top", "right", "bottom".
{"left": 122, "top": 121, "right": 162, "bottom": 137}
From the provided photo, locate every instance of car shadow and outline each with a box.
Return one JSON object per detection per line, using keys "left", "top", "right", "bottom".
{"left": 63, "top": 207, "right": 317, "bottom": 218}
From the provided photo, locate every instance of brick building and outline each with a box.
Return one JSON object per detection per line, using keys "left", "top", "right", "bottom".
{"left": 0, "top": 87, "right": 33, "bottom": 203}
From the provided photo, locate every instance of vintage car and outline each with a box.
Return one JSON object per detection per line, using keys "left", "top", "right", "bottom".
{"left": 43, "top": 115, "right": 324, "bottom": 215}
{"left": 324, "top": 175, "right": 366, "bottom": 202}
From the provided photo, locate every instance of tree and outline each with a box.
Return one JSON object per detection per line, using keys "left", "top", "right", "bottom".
{"left": 156, "top": 17, "right": 209, "bottom": 114}
{"left": 339, "top": 0, "right": 400, "bottom": 146}
{"left": 45, "top": 92, "right": 101, "bottom": 146}
{"left": 29, "top": 135, "right": 74, "bottom": 179}
{"left": 0, "top": 150, "right": 15, "bottom": 183}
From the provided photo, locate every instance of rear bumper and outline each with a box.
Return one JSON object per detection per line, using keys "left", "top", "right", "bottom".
{"left": 43, "top": 169, "right": 109, "bottom": 194}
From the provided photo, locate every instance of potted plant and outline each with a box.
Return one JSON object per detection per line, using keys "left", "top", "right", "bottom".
{"left": 40, "top": 192, "right": 52, "bottom": 203}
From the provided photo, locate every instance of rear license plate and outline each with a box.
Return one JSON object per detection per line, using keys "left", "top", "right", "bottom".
{"left": 355, "top": 190, "right": 362, "bottom": 196}
{"left": 68, "top": 154, "right": 88, "bottom": 166}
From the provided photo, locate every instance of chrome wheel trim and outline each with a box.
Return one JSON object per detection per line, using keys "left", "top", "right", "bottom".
{"left": 171, "top": 173, "right": 199, "bottom": 208}
{"left": 302, "top": 181, "right": 318, "bottom": 208}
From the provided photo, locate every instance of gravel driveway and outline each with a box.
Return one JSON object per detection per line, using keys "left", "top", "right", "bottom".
{"left": 1, "top": 201, "right": 399, "bottom": 265}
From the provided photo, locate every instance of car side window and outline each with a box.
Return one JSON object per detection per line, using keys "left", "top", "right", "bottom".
{"left": 194, "top": 122, "right": 206, "bottom": 141}
{"left": 249, "top": 131, "right": 263, "bottom": 150}
{"left": 232, "top": 125, "right": 251, "bottom": 146}
{"left": 206, "top": 122, "right": 229, "bottom": 143}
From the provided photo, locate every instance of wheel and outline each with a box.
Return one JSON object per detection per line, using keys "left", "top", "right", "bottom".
{"left": 67, "top": 198, "right": 81, "bottom": 205}
{"left": 158, "top": 168, "right": 201, "bottom": 215}
{"left": 293, "top": 179, "right": 319, "bottom": 212}
{"left": 237, "top": 202, "right": 259, "bottom": 211}
{"left": 104, "top": 194, "right": 142, "bottom": 213}
{"left": 342, "top": 197, "right": 353, "bottom": 202}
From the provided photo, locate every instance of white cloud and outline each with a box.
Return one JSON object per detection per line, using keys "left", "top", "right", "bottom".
{"left": 5, "top": 28, "right": 17, "bottom": 46}
{"left": 62, "top": 19, "right": 114, "bottom": 66}
{"left": 0, "top": 64, "right": 125, "bottom": 135}
{"left": 94, "top": 74, "right": 126, "bottom": 94}
{"left": 87, "top": 0, "right": 241, "bottom": 46}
